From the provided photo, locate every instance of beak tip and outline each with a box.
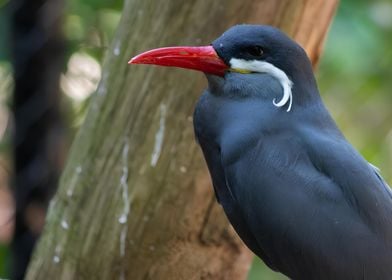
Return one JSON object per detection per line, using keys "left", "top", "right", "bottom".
{"left": 128, "top": 55, "right": 150, "bottom": 65}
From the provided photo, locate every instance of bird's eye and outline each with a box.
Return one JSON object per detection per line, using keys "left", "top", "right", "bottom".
{"left": 247, "top": 46, "right": 264, "bottom": 57}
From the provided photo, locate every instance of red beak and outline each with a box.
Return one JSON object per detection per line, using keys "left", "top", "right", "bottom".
{"left": 128, "top": 46, "right": 228, "bottom": 77}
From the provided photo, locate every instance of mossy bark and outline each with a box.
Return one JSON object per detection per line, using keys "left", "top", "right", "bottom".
{"left": 26, "top": 0, "right": 338, "bottom": 279}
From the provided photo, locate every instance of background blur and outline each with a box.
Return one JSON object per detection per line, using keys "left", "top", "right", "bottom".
{"left": 0, "top": 0, "right": 391, "bottom": 278}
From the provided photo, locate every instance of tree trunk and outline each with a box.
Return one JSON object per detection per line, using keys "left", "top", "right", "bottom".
{"left": 26, "top": 0, "right": 338, "bottom": 279}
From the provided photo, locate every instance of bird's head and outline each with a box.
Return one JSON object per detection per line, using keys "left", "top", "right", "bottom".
{"left": 129, "top": 25, "right": 317, "bottom": 112}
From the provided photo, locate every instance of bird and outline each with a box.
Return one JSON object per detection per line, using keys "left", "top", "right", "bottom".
{"left": 129, "top": 25, "right": 392, "bottom": 280}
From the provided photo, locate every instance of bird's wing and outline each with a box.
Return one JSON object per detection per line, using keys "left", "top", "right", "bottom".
{"left": 305, "top": 134, "right": 392, "bottom": 231}
{"left": 221, "top": 133, "right": 392, "bottom": 278}
{"left": 197, "top": 140, "right": 235, "bottom": 204}
{"left": 221, "top": 136, "right": 344, "bottom": 277}
{"left": 198, "top": 137, "right": 280, "bottom": 269}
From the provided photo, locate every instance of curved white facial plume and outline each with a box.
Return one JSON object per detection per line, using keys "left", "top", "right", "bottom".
{"left": 229, "top": 58, "right": 294, "bottom": 112}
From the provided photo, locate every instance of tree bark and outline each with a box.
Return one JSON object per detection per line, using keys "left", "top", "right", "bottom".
{"left": 26, "top": 0, "right": 338, "bottom": 279}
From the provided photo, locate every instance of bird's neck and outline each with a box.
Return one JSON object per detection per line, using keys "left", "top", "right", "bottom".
{"left": 288, "top": 60, "right": 321, "bottom": 109}
{"left": 291, "top": 78, "right": 320, "bottom": 109}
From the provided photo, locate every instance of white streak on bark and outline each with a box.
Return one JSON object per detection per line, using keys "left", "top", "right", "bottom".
{"left": 150, "top": 104, "right": 167, "bottom": 167}
{"left": 118, "top": 140, "right": 130, "bottom": 224}
{"left": 120, "top": 224, "right": 128, "bottom": 257}
{"left": 113, "top": 40, "right": 121, "bottom": 56}
{"left": 61, "top": 219, "right": 69, "bottom": 230}
{"left": 67, "top": 165, "right": 82, "bottom": 197}
{"left": 180, "top": 166, "right": 187, "bottom": 173}
{"left": 53, "top": 245, "right": 61, "bottom": 264}
{"left": 118, "top": 140, "right": 130, "bottom": 278}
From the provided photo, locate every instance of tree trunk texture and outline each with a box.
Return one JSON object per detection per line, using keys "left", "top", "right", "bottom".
{"left": 26, "top": 0, "right": 338, "bottom": 279}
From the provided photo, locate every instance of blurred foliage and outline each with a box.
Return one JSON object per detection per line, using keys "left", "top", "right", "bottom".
{"left": 0, "top": 0, "right": 391, "bottom": 279}
{"left": 65, "top": 0, "right": 122, "bottom": 62}
{"left": 318, "top": 0, "right": 392, "bottom": 186}
{"left": 0, "top": 245, "right": 10, "bottom": 277}
{"left": 0, "top": 8, "right": 9, "bottom": 61}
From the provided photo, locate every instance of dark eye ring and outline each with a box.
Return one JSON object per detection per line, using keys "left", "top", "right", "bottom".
{"left": 247, "top": 46, "right": 264, "bottom": 57}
